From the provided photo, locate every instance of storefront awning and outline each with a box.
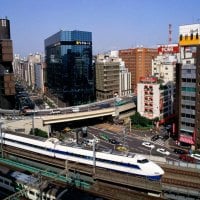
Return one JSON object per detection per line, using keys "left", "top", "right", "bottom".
{"left": 179, "top": 135, "right": 194, "bottom": 145}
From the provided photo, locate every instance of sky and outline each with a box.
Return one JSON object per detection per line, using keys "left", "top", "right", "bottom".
{"left": 0, "top": 0, "right": 200, "bottom": 57}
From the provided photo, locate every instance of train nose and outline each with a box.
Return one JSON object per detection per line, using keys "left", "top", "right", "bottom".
{"left": 156, "top": 167, "right": 164, "bottom": 175}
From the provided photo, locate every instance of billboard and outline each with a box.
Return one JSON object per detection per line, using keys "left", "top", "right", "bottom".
{"left": 158, "top": 44, "right": 179, "bottom": 54}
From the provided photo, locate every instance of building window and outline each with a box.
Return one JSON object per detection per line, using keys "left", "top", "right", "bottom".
{"left": 1, "top": 19, "right": 6, "bottom": 27}
{"left": 181, "top": 87, "right": 196, "bottom": 92}
{"left": 180, "top": 34, "right": 183, "bottom": 41}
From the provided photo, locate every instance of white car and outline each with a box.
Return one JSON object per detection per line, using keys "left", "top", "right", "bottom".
{"left": 156, "top": 148, "right": 170, "bottom": 156}
{"left": 190, "top": 153, "right": 200, "bottom": 161}
{"left": 142, "top": 142, "right": 155, "bottom": 149}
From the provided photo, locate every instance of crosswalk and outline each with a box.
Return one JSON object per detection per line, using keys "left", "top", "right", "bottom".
{"left": 143, "top": 137, "right": 165, "bottom": 146}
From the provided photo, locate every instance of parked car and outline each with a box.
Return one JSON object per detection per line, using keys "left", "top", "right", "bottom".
{"left": 190, "top": 153, "right": 200, "bottom": 161}
{"left": 151, "top": 135, "right": 160, "bottom": 141}
{"left": 174, "top": 148, "right": 188, "bottom": 154}
{"left": 142, "top": 142, "right": 155, "bottom": 149}
{"left": 179, "top": 154, "right": 196, "bottom": 163}
{"left": 156, "top": 148, "right": 170, "bottom": 156}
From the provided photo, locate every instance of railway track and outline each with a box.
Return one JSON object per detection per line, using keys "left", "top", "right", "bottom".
{"left": 161, "top": 165, "right": 200, "bottom": 189}
{"left": 3, "top": 145, "right": 200, "bottom": 199}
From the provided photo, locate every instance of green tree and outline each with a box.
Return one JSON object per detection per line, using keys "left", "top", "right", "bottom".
{"left": 30, "top": 128, "right": 48, "bottom": 138}
{"left": 130, "top": 112, "right": 154, "bottom": 128}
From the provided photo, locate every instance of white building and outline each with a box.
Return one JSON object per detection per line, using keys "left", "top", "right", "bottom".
{"left": 137, "top": 77, "right": 160, "bottom": 119}
{"left": 137, "top": 76, "right": 175, "bottom": 120}
{"left": 152, "top": 44, "right": 180, "bottom": 84}
{"left": 137, "top": 44, "right": 180, "bottom": 121}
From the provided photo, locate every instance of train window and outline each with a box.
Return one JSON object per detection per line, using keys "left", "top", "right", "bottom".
{"left": 137, "top": 159, "right": 149, "bottom": 164}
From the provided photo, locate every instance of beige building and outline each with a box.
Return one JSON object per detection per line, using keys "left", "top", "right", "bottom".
{"left": 95, "top": 51, "right": 131, "bottom": 101}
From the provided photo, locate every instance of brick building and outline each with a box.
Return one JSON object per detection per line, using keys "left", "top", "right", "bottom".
{"left": 119, "top": 47, "right": 157, "bottom": 94}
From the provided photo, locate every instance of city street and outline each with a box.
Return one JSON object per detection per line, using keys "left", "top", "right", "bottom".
{"left": 87, "top": 124, "right": 183, "bottom": 163}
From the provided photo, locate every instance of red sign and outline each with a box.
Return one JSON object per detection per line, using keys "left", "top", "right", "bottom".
{"left": 140, "top": 77, "right": 157, "bottom": 83}
{"left": 158, "top": 44, "right": 179, "bottom": 54}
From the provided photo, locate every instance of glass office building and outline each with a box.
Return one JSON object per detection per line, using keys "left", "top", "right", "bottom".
{"left": 45, "top": 30, "right": 95, "bottom": 106}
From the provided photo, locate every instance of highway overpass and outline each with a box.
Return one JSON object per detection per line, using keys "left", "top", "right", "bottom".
{"left": 41, "top": 102, "right": 136, "bottom": 125}
{"left": 2, "top": 99, "right": 136, "bottom": 133}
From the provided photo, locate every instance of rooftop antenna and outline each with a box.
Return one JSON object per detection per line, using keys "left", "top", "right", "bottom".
{"left": 168, "top": 24, "right": 172, "bottom": 44}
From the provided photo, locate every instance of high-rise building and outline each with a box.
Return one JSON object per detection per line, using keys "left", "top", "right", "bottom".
{"left": 119, "top": 47, "right": 158, "bottom": 94}
{"left": 13, "top": 53, "right": 45, "bottom": 94}
{"left": 151, "top": 44, "right": 180, "bottom": 126}
{"left": 0, "top": 18, "right": 15, "bottom": 109}
{"left": 95, "top": 51, "right": 131, "bottom": 101}
{"left": 178, "top": 24, "right": 200, "bottom": 149}
{"left": 45, "top": 30, "right": 95, "bottom": 106}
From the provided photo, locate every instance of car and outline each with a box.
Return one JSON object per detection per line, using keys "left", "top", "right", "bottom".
{"left": 142, "top": 142, "right": 155, "bottom": 149}
{"left": 109, "top": 138, "right": 120, "bottom": 145}
{"left": 99, "top": 133, "right": 110, "bottom": 141}
{"left": 156, "top": 148, "right": 170, "bottom": 156}
{"left": 174, "top": 148, "right": 188, "bottom": 154}
{"left": 116, "top": 145, "right": 128, "bottom": 152}
{"left": 179, "top": 154, "right": 196, "bottom": 163}
{"left": 151, "top": 135, "right": 159, "bottom": 141}
{"left": 190, "top": 153, "right": 200, "bottom": 161}
{"left": 162, "top": 135, "right": 169, "bottom": 141}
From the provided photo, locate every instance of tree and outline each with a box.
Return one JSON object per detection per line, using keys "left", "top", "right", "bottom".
{"left": 130, "top": 112, "right": 154, "bottom": 128}
{"left": 30, "top": 128, "right": 48, "bottom": 138}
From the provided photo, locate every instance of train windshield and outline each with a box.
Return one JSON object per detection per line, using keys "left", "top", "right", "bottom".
{"left": 137, "top": 159, "right": 149, "bottom": 164}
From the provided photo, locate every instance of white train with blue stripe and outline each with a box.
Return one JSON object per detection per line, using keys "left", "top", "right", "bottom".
{"left": 1, "top": 132, "right": 164, "bottom": 181}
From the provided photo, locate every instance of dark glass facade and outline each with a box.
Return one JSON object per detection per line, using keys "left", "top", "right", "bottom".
{"left": 45, "top": 30, "right": 95, "bottom": 106}
{"left": 0, "top": 18, "right": 15, "bottom": 109}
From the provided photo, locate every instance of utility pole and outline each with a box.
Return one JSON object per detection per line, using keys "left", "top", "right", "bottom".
{"left": 93, "top": 138, "right": 96, "bottom": 176}
{"left": 0, "top": 121, "right": 3, "bottom": 158}
{"left": 32, "top": 112, "right": 35, "bottom": 135}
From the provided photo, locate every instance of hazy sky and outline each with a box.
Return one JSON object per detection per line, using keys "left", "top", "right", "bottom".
{"left": 1, "top": 0, "right": 200, "bottom": 57}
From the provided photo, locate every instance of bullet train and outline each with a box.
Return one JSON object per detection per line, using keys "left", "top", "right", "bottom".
{"left": 1, "top": 132, "right": 164, "bottom": 181}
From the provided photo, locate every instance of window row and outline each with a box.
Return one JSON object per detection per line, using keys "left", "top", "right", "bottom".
{"left": 182, "top": 78, "right": 196, "bottom": 83}
{"left": 181, "top": 104, "right": 195, "bottom": 110}
{"left": 181, "top": 122, "right": 195, "bottom": 127}
{"left": 180, "top": 33, "right": 199, "bottom": 41}
{"left": 182, "top": 96, "right": 196, "bottom": 101}
{"left": 181, "top": 113, "right": 195, "bottom": 119}
{"left": 181, "top": 87, "right": 196, "bottom": 92}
